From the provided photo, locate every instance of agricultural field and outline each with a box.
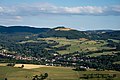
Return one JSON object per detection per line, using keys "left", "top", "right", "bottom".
{"left": 17, "top": 37, "right": 117, "bottom": 56}
{"left": 87, "top": 51, "right": 120, "bottom": 57}
{"left": 38, "top": 37, "right": 113, "bottom": 55}
{"left": 0, "top": 64, "right": 120, "bottom": 80}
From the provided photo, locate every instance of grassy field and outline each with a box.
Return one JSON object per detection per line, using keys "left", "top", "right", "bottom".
{"left": 39, "top": 37, "right": 113, "bottom": 55}
{"left": 87, "top": 51, "right": 120, "bottom": 57}
{"left": 0, "top": 64, "right": 120, "bottom": 80}
{"left": 18, "top": 37, "right": 116, "bottom": 56}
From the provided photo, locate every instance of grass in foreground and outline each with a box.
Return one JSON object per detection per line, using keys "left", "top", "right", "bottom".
{"left": 0, "top": 64, "right": 120, "bottom": 80}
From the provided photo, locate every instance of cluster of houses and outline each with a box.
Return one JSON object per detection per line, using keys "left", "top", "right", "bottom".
{"left": 0, "top": 51, "right": 90, "bottom": 69}
{"left": 0, "top": 52, "right": 34, "bottom": 61}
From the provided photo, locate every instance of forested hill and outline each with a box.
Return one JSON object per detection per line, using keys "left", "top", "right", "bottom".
{"left": 38, "top": 27, "right": 88, "bottom": 39}
{"left": 38, "top": 27, "right": 120, "bottom": 40}
{"left": 0, "top": 25, "right": 120, "bottom": 40}
{"left": 86, "top": 30, "right": 120, "bottom": 40}
{"left": 0, "top": 25, "right": 50, "bottom": 33}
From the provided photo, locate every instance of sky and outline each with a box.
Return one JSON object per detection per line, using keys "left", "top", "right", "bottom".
{"left": 0, "top": 0, "right": 120, "bottom": 30}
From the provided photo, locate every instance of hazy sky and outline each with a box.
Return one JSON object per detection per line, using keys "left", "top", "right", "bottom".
{"left": 0, "top": 0, "right": 120, "bottom": 30}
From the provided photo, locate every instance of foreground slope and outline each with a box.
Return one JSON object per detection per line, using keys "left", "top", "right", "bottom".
{"left": 0, "top": 64, "right": 78, "bottom": 80}
{"left": 0, "top": 64, "right": 120, "bottom": 80}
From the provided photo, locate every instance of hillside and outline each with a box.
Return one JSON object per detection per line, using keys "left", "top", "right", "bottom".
{"left": 0, "top": 26, "right": 119, "bottom": 56}
{"left": 87, "top": 30, "right": 120, "bottom": 40}
{"left": 38, "top": 27, "right": 120, "bottom": 40}
{"left": 38, "top": 27, "right": 89, "bottom": 39}
{"left": 0, "top": 25, "right": 120, "bottom": 72}
{"left": 54, "top": 27, "right": 73, "bottom": 31}
{"left": 0, "top": 25, "right": 120, "bottom": 40}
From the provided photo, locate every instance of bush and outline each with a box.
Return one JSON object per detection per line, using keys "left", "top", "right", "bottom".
{"left": 75, "top": 67, "right": 87, "bottom": 71}
{"left": 5, "top": 78, "right": 7, "bottom": 80}
{"left": 7, "top": 63, "right": 15, "bottom": 67}
{"left": 21, "top": 64, "right": 24, "bottom": 68}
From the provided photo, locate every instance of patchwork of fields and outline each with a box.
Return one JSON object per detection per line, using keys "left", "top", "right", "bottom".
{"left": 0, "top": 64, "right": 120, "bottom": 80}
{"left": 1, "top": 37, "right": 119, "bottom": 56}
{"left": 0, "top": 38, "right": 119, "bottom": 80}
{"left": 38, "top": 37, "right": 118, "bottom": 56}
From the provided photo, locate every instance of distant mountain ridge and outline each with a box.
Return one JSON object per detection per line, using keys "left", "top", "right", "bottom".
{"left": 0, "top": 25, "right": 50, "bottom": 33}
{"left": 38, "top": 27, "right": 120, "bottom": 40}
{"left": 0, "top": 25, "right": 120, "bottom": 40}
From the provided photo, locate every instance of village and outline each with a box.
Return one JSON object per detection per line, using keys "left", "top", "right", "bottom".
{"left": 0, "top": 49, "right": 120, "bottom": 71}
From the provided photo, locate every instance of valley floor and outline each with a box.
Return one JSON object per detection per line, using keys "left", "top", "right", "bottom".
{"left": 0, "top": 63, "right": 120, "bottom": 80}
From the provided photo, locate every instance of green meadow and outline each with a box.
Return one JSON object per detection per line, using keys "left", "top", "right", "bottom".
{"left": 0, "top": 64, "right": 120, "bottom": 80}
{"left": 39, "top": 37, "right": 114, "bottom": 55}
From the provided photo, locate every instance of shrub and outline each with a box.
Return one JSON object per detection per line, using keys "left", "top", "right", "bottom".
{"left": 7, "top": 63, "right": 15, "bottom": 67}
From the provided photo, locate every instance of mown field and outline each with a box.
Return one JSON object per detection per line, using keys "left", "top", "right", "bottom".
{"left": 0, "top": 64, "right": 120, "bottom": 80}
